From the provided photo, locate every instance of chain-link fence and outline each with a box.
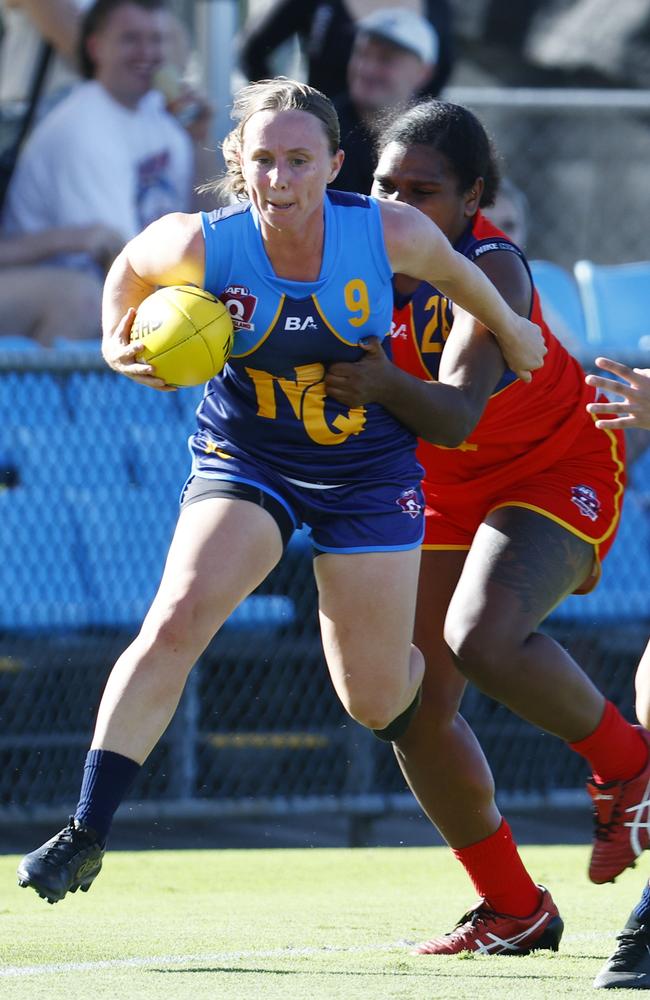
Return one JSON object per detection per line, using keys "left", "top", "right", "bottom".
{"left": 0, "top": 349, "right": 648, "bottom": 825}
{"left": 2, "top": 86, "right": 650, "bottom": 824}
{"left": 444, "top": 87, "right": 650, "bottom": 269}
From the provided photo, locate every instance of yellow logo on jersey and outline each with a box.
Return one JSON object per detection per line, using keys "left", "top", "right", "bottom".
{"left": 245, "top": 362, "right": 366, "bottom": 445}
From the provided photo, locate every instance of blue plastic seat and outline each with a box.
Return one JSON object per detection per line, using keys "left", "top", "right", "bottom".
{"left": 72, "top": 485, "right": 294, "bottom": 631}
{"left": 286, "top": 524, "right": 313, "bottom": 554}
{"left": 52, "top": 337, "right": 102, "bottom": 354}
{"left": 0, "top": 487, "right": 90, "bottom": 630}
{"left": 548, "top": 491, "right": 649, "bottom": 624}
{"left": 529, "top": 260, "right": 589, "bottom": 355}
{"left": 66, "top": 370, "right": 183, "bottom": 426}
{"left": 630, "top": 447, "right": 650, "bottom": 492}
{"left": 0, "top": 335, "right": 44, "bottom": 351}
{"left": 225, "top": 594, "right": 295, "bottom": 630}
{"left": 176, "top": 383, "right": 206, "bottom": 428}
{"left": 0, "top": 372, "right": 69, "bottom": 427}
{"left": 573, "top": 259, "right": 650, "bottom": 355}
{"left": 71, "top": 485, "right": 175, "bottom": 628}
{"left": 127, "top": 421, "right": 193, "bottom": 494}
{"left": 0, "top": 422, "right": 132, "bottom": 489}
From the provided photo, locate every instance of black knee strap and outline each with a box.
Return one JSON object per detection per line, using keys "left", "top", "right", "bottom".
{"left": 372, "top": 686, "right": 422, "bottom": 742}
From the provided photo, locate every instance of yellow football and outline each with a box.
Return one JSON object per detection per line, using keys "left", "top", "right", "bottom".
{"left": 130, "top": 285, "right": 234, "bottom": 387}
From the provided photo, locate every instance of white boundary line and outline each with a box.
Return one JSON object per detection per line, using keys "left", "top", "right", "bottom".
{"left": 0, "top": 942, "right": 398, "bottom": 978}
{"left": 0, "top": 932, "right": 613, "bottom": 978}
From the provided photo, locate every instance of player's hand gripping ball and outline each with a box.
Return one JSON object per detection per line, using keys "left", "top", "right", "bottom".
{"left": 130, "top": 285, "right": 234, "bottom": 387}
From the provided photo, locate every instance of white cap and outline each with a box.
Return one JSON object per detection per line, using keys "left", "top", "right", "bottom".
{"left": 357, "top": 7, "right": 439, "bottom": 65}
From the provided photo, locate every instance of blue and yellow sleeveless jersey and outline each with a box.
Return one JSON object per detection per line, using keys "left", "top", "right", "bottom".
{"left": 196, "top": 190, "right": 419, "bottom": 485}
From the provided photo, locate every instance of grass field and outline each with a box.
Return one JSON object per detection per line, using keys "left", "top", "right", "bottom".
{"left": 0, "top": 844, "right": 646, "bottom": 999}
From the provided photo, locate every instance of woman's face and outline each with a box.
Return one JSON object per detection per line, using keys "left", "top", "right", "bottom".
{"left": 240, "top": 109, "right": 343, "bottom": 234}
{"left": 372, "top": 141, "right": 481, "bottom": 244}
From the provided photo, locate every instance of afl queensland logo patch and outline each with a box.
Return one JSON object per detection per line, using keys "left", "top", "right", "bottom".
{"left": 396, "top": 488, "right": 423, "bottom": 519}
{"left": 571, "top": 484, "right": 601, "bottom": 522}
{"left": 221, "top": 285, "right": 258, "bottom": 332}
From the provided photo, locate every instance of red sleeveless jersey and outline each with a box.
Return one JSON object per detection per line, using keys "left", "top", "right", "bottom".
{"left": 389, "top": 211, "right": 625, "bottom": 577}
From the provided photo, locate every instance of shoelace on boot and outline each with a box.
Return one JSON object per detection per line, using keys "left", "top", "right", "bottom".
{"left": 449, "top": 903, "right": 499, "bottom": 935}
{"left": 592, "top": 803, "right": 622, "bottom": 841}
{"left": 608, "top": 926, "right": 650, "bottom": 968}
{"left": 41, "top": 818, "right": 91, "bottom": 863}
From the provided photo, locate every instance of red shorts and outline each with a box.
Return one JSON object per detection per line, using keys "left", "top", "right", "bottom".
{"left": 421, "top": 422, "right": 626, "bottom": 594}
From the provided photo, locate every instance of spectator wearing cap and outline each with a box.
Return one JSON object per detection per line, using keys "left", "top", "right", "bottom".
{"left": 237, "top": 1, "right": 454, "bottom": 105}
{"left": 330, "top": 7, "right": 440, "bottom": 194}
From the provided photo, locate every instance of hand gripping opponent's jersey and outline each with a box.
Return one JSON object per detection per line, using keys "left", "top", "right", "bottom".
{"left": 390, "top": 211, "right": 602, "bottom": 497}
{"left": 196, "top": 191, "right": 420, "bottom": 485}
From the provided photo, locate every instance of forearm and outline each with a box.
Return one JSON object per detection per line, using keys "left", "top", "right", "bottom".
{"left": 375, "top": 365, "right": 476, "bottom": 447}
{"left": 14, "top": 0, "right": 81, "bottom": 62}
{"left": 383, "top": 202, "right": 544, "bottom": 380}
{"left": 101, "top": 248, "right": 156, "bottom": 343}
{"left": 0, "top": 228, "right": 87, "bottom": 265}
{"left": 433, "top": 251, "right": 514, "bottom": 347}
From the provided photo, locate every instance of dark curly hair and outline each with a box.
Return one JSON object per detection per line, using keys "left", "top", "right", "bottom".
{"left": 376, "top": 100, "right": 501, "bottom": 207}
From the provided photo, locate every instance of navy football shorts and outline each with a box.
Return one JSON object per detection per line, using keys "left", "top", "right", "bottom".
{"left": 180, "top": 445, "right": 424, "bottom": 555}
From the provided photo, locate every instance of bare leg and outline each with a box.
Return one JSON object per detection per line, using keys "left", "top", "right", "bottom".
{"left": 314, "top": 548, "right": 423, "bottom": 730}
{"left": 394, "top": 549, "right": 501, "bottom": 847}
{"left": 92, "top": 498, "right": 283, "bottom": 762}
{"left": 445, "top": 507, "right": 603, "bottom": 740}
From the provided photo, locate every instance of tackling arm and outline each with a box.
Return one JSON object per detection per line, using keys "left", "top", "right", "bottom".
{"left": 325, "top": 315, "right": 504, "bottom": 447}
{"left": 380, "top": 200, "right": 545, "bottom": 381}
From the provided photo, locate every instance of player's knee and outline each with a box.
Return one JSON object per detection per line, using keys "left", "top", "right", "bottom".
{"left": 444, "top": 614, "right": 508, "bottom": 688}
{"left": 140, "top": 591, "right": 212, "bottom": 660}
{"left": 372, "top": 687, "right": 422, "bottom": 742}
{"left": 398, "top": 678, "right": 464, "bottom": 741}
{"left": 343, "top": 690, "right": 406, "bottom": 733}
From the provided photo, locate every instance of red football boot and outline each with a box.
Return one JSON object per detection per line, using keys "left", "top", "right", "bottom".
{"left": 414, "top": 886, "right": 563, "bottom": 955}
{"left": 588, "top": 728, "right": 650, "bottom": 884}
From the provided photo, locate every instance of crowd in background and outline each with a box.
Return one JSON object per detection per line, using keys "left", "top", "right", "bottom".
{"left": 0, "top": 0, "right": 646, "bottom": 347}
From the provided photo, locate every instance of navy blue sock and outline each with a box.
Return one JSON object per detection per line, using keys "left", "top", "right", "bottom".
{"left": 74, "top": 749, "right": 140, "bottom": 844}
{"left": 633, "top": 881, "right": 650, "bottom": 925}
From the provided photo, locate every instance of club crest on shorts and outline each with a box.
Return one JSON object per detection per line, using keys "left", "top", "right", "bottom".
{"left": 571, "top": 484, "right": 601, "bottom": 522}
{"left": 396, "top": 488, "right": 423, "bottom": 519}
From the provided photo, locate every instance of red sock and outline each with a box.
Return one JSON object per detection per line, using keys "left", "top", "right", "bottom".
{"left": 569, "top": 700, "right": 648, "bottom": 783}
{"left": 452, "top": 819, "right": 541, "bottom": 918}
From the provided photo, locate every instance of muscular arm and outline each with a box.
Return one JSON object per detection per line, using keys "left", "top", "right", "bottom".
{"left": 9, "top": 0, "right": 81, "bottom": 63}
{"left": 327, "top": 321, "right": 504, "bottom": 446}
{"left": 326, "top": 250, "right": 531, "bottom": 445}
{"left": 102, "top": 212, "right": 204, "bottom": 341}
{"left": 379, "top": 200, "right": 545, "bottom": 379}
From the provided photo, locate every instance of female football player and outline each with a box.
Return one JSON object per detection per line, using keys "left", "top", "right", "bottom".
{"left": 325, "top": 101, "right": 648, "bottom": 955}
{"left": 16, "top": 79, "right": 543, "bottom": 905}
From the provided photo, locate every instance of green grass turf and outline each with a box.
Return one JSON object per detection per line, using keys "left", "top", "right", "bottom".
{"left": 0, "top": 844, "right": 646, "bottom": 999}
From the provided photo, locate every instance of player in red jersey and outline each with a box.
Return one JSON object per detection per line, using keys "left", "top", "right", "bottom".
{"left": 586, "top": 358, "right": 650, "bottom": 989}
{"left": 325, "top": 101, "right": 650, "bottom": 955}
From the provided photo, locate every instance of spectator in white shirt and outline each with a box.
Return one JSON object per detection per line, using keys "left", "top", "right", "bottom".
{"left": 2, "top": 0, "right": 208, "bottom": 275}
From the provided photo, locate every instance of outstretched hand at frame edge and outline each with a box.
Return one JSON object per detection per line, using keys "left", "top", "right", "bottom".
{"left": 586, "top": 357, "right": 650, "bottom": 431}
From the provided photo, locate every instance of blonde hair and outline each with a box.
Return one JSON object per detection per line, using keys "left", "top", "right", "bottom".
{"left": 207, "top": 78, "right": 341, "bottom": 201}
